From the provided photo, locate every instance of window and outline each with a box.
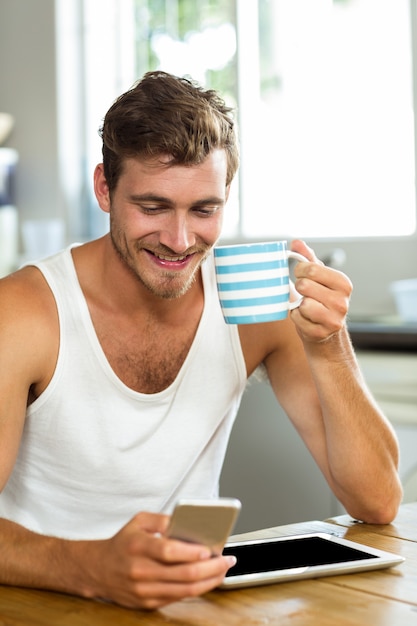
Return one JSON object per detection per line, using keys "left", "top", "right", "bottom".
{"left": 57, "top": 0, "right": 417, "bottom": 241}
{"left": 130, "top": 0, "right": 417, "bottom": 240}
{"left": 132, "top": 0, "right": 240, "bottom": 235}
{"left": 247, "top": 0, "right": 416, "bottom": 239}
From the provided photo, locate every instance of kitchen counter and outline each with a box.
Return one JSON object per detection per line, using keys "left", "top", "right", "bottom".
{"left": 348, "top": 318, "right": 417, "bottom": 351}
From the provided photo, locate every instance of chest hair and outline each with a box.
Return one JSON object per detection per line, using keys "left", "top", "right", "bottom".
{"left": 94, "top": 315, "right": 197, "bottom": 394}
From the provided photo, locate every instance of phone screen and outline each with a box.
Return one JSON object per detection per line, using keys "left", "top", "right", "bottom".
{"left": 223, "top": 536, "right": 375, "bottom": 577}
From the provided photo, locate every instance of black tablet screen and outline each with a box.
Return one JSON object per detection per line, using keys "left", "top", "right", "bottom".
{"left": 223, "top": 536, "right": 374, "bottom": 577}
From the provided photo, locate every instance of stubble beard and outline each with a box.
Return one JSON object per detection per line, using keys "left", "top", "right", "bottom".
{"left": 110, "top": 229, "right": 210, "bottom": 300}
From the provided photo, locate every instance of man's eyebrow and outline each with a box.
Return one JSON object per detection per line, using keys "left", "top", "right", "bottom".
{"left": 193, "top": 196, "right": 226, "bottom": 206}
{"left": 129, "top": 193, "right": 225, "bottom": 206}
{"left": 129, "top": 193, "right": 172, "bottom": 204}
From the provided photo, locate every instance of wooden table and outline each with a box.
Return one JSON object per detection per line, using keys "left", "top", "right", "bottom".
{"left": 0, "top": 502, "right": 416, "bottom": 625}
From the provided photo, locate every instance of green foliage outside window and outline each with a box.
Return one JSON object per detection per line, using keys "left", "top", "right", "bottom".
{"left": 133, "top": 0, "right": 237, "bottom": 104}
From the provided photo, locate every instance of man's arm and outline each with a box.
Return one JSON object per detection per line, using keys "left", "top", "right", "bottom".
{"left": 0, "top": 514, "right": 235, "bottom": 610}
{"left": 0, "top": 268, "right": 52, "bottom": 491}
{"left": 265, "top": 240, "right": 402, "bottom": 524}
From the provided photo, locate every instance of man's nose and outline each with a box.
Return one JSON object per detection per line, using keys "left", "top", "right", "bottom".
{"left": 159, "top": 214, "right": 196, "bottom": 253}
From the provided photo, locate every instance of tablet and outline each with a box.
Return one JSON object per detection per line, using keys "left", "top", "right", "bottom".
{"left": 220, "top": 532, "right": 404, "bottom": 589}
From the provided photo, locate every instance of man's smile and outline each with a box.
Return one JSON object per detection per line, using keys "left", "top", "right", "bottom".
{"left": 144, "top": 248, "right": 197, "bottom": 269}
{"left": 154, "top": 252, "right": 188, "bottom": 262}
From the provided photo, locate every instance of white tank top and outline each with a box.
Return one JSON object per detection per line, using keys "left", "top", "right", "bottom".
{"left": 0, "top": 246, "right": 247, "bottom": 539}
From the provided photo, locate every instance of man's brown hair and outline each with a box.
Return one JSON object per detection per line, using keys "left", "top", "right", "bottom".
{"left": 99, "top": 71, "right": 239, "bottom": 194}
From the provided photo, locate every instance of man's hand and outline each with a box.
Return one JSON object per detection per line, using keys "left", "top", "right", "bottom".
{"left": 289, "top": 239, "right": 352, "bottom": 343}
{"left": 76, "top": 512, "right": 236, "bottom": 610}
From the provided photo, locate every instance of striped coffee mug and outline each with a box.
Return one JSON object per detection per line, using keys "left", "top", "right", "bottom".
{"left": 213, "top": 241, "right": 307, "bottom": 324}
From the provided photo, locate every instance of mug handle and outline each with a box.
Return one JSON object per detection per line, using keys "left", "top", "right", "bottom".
{"left": 287, "top": 251, "right": 308, "bottom": 310}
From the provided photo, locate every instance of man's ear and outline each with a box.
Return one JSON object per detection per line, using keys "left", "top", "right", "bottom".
{"left": 93, "top": 164, "right": 111, "bottom": 214}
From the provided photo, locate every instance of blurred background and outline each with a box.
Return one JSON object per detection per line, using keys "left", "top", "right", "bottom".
{"left": 1, "top": 0, "right": 416, "bottom": 531}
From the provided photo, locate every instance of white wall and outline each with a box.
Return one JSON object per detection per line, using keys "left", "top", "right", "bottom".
{"left": 0, "top": 0, "right": 65, "bottom": 225}
{"left": 311, "top": 238, "right": 417, "bottom": 319}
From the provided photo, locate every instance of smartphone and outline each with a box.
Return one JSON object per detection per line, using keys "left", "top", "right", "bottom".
{"left": 166, "top": 497, "right": 241, "bottom": 555}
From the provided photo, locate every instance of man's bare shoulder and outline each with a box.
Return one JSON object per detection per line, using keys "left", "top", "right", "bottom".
{"left": 0, "top": 266, "right": 59, "bottom": 389}
{"left": 0, "top": 265, "right": 57, "bottom": 321}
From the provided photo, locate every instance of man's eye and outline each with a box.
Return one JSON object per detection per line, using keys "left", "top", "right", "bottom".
{"left": 140, "top": 205, "right": 165, "bottom": 213}
{"left": 194, "top": 207, "right": 219, "bottom": 216}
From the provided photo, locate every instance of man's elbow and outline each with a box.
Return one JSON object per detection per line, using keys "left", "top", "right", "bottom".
{"left": 351, "top": 482, "right": 403, "bottom": 525}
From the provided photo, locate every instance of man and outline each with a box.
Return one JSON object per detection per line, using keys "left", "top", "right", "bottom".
{"left": 0, "top": 71, "right": 402, "bottom": 610}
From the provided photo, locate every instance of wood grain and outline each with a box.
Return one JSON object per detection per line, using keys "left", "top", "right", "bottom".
{"left": 0, "top": 504, "right": 416, "bottom": 626}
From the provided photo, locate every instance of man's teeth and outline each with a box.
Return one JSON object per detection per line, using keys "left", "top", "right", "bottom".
{"left": 156, "top": 253, "right": 187, "bottom": 261}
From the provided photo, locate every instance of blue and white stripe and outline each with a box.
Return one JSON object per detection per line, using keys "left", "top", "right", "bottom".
{"left": 214, "top": 242, "right": 290, "bottom": 324}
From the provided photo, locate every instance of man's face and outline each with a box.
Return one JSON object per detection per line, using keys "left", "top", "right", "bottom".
{"left": 97, "top": 149, "right": 229, "bottom": 299}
